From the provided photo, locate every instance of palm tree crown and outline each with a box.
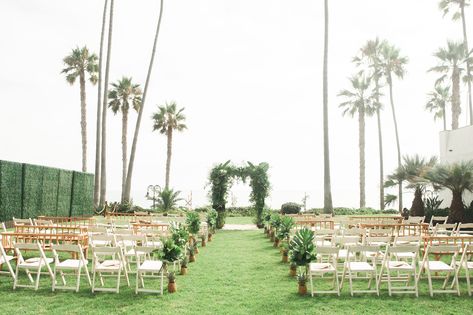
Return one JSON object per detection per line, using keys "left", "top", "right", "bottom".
{"left": 439, "top": 0, "right": 470, "bottom": 20}
{"left": 338, "top": 75, "right": 379, "bottom": 117}
{"left": 62, "top": 47, "right": 98, "bottom": 84}
{"left": 379, "top": 43, "right": 408, "bottom": 83}
{"left": 425, "top": 84, "right": 450, "bottom": 130}
{"left": 152, "top": 101, "right": 187, "bottom": 134}
{"left": 429, "top": 41, "right": 471, "bottom": 85}
{"left": 108, "top": 77, "right": 142, "bottom": 113}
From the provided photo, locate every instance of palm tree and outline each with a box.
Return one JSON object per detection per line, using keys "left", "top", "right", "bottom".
{"left": 425, "top": 160, "right": 473, "bottom": 222}
{"left": 429, "top": 40, "right": 472, "bottom": 130}
{"left": 425, "top": 84, "right": 450, "bottom": 131}
{"left": 99, "top": 0, "right": 114, "bottom": 207}
{"left": 108, "top": 77, "right": 142, "bottom": 202}
{"left": 439, "top": 0, "right": 473, "bottom": 124}
{"left": 156, "top": 187, "right": 183, "bottom": 212}
{"left": 152, "top": 102, "right": 187, "bottom": 189}
{"left": 322, "top": 0, "right": 333, "bottom": 214}
{"left": 61, "top": 47, "right": 98, "bottom": 172}
{"left": 353, "top": 38, "right": 386, "bottom": 210}
{"left": 378, "top": 42, "right": 408, "bottom": 212}
{"left": 94, "top": 0, "right": 109, "bottom": 209}
{"left": 385, "top": 155, "right": 437, "bottom": 216}
{"left": 124, "top": 0, "right": 165, "bottom": 202}
{"left": 338, "top": 74, "right": 379, "bottom": 208}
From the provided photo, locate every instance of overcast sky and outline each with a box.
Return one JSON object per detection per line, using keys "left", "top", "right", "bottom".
{"left": 0, "top": 0, "right": 469, "bottom": 209}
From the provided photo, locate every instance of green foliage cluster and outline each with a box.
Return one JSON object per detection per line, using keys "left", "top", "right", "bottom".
{"left": 186, "top": 212, "right": 201, "bottom": 235}
{"left": 170, "top": 222, "right": 189, "bottom": 248}
{"left": 156, "top": 188, "right": 182, "bottom": 212}
{"left": 308, "top": 207, "right": 398, "bottom": 215}
{"left": 276, "top": 216, "right": 295, "bottom": 241}
{"left": 269, "top": 213, "right": 282, "bottom": 231}
{"left": 208, "top": 161, "right": 270, "bottom": 228}
{"left": 159, "top": 237, "right": 184, "bottom": 263}
{"left": 206, "top": 209, "right": 218, "bottom": 233}
{"left": 289, "top": 228, "right": 316, "bottom": 267}
{"left": 281, "top": 202, "right": 301, "bottom": 214}
{"left": 0, "top": 160, "right": 93, "bottom": 222}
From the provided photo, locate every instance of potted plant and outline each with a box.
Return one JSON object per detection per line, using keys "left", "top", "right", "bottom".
{"left": 289, "top": 228, "right": 316, "bottom": 295}
{"left": 167, "top": 272, "right": 176, "bottom": 293}
{"left": 206, "top": 209, "right": 218, "bottom": 242}
{"left": 186, "top": 211, "right": 201, "bottom": 243}
{"left": 200, "top": 234, "right": 207, "bottom": 247}
{"left": 297, "top": 270, "right": 308, "bottom": 296}
{"left": 170, "top": 221, "right": 189, "bottom": 249}
{"left": 281, "top": 242, "right": 289, "bottom": 263}
{"left": 159, "top": 237, "right": 184, "bottom": 268}
{"left": 188, "top": 242, "right": 197, "bottom": 262}
{"left": 289, "top": 261, "right": 297, "bottom": 277}
{"left": 269, "top": 213, "right": 282, "bottom": 242}
{"left": 180, "top": 256, "right": 189, "bottom": 275}
{"left": 262, "top": 210, "right": 272, "bottom": 235}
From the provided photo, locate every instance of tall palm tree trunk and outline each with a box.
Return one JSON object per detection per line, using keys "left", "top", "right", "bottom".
{"left": 410, "top": 187, "right": 424, "bottom": 216}
{"left": 359, "top": 106, "right": 366, "bottom": 208}
{"left": 165, "top": 128, "right": 172, "bottom": 189}
{"left": 388, "top": 73, "right": 402, "bottom": 212}
{"left": 79, "top": 73, "right": 87, "bottom": 173}
{"left": 452, "top": 67, "right": 461, "bottom": 130}
{"left": 442, "top": 105, "right": 447, "bottom": 131}
{"left": 376, "top": 107, "right": 385, "bottom": 210}
{"left": 94, "top": 0, "right": 108, "bottom": 208}
{"left": 449, "top": 190, "right": 464, "bottom": 223}
{"left": 322, "top": 0, "right": 333, "bottom": 214}
{"left": 460, "top": 3, "right": 473, "bottom": 125}
{"left": 124, "top": 0, "right": 165, "bottom": 202}
{"left": 99, "top": 0, "right": 114, "bottom": 207}
{"left": 121, "top": 109, "right": 128, "bottom": 202}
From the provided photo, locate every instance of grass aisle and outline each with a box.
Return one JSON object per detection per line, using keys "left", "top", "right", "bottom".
{"left": 1, "top": 229, "right": 473, "bottom": 314}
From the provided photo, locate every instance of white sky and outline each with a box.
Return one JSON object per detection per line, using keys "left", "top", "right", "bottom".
{"left": 0, "top": 0, "right": 469, "bottom": 210}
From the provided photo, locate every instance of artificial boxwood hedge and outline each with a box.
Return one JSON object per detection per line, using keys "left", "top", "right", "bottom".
{"left": 0, "top": 160, "right": 94, "bottom": 222}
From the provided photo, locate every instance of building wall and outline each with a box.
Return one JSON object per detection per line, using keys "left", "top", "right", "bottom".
{"left": 439, "top": 125, "right": 473, "bottom": 207}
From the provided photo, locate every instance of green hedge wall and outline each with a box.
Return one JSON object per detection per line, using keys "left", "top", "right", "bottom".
{"left": 0, "top": 160, "right": 94, "bottom": 221}
{"left": 0, "top": 161, "right": 23, "bottom": 222}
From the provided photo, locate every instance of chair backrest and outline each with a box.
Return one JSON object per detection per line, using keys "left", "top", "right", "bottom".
{"left": 51, "top": 244, "right": 85, "bottom": 263}
{"left": 113, "top": 229, "right": 134, "bottom": 235}
{"left": 405, "top": 216, "right": 425, "bottom": 224}
{"left": 13, "top": 217, "right": 33, "bottom": 226}
{"left": 316, "top": 246, "right": 339, "bottom": 263}
{"left": 429, "top": 216, "right": 448, "bottom": 227}
{"left": 91, "top": 246, "right": 122, "bottom": 262}
{"left": 34, "top": 219, "right": 53, "bottom": 226}
{"left": 434, "top": 223, "right": 458, "bottom": 236}
{"left": 14, "top": 242, "right": 48, "bottom": 263}
{"left": 115, "top": 234, "right": 146, "bottom": 246}
{"left": 343, "top": 228, "right": 366, "bottom": 236}
{"left": 347, "top": 245, "right": 381, "bottom": 261}
{"left": 393, "top": 235, "right": 422, "bottom": 245}
{"left": 363, "top": 236, "right": 392, "bottom": 246}
{"left": 90, "top": 234, "right": 116, "bottom": 246}
{"left": 89, "top": 226, "right": 108, "bottom": 234}
{"left": 425, "top": 244, "right": 459, "bottom": 255}
{"left": 388, "top": 244, "right": 420, "bottom": 254}
{"left": 1, "top": 222, "right": 6, "bottom": 232}
{"left": 368, "top": 228, "right": 393, "bottom": 237}
{"left": 333, "top": 236, "right": 360, "bottom": 247}
{"left": 314, "top": 229, "right": 336, "bottom": 236}
{"left": 456, "top": 223, "right": 473, "bottom": 235}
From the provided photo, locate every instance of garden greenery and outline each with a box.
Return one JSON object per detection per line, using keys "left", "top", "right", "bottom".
{"left": 170, "top": 222, "right": 189, "bottom": 248}
{"left": 209, "top": 161, "right": 270, "bottom": 228}
{"left": 206, "top": 209, "right": 218, "bottom": 233}
{"left": 186, "top": 212, "right": 201, "bottom": 235}
{"left": 289, "top": 228, "right": 316, "bottom": 267}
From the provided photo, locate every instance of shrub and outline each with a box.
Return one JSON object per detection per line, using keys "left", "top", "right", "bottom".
{"left": 159, "top": 237, "right": 184, "bottom": 264}
{"left": 206, "top": 209, "right": 218, "bottom": 233}
{"left": 281, "top": 202, "right": 301, "bottom": 215}
{"left": 170, "top": 222, "right": 189, "bottom": 248}
{"left": 277, "top": 216, "right": 295, "bottom": 241}
{"left": 186, "top": 211, "right": 201, "bottom": 235}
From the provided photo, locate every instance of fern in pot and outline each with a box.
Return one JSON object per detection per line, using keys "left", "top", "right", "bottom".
{"left": 289, "top": 228, "right": 316, "bottom": 295}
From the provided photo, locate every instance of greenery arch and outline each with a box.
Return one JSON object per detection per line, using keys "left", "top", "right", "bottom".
{"left": 209, "top": 161, "right": 270, "bottom": 228}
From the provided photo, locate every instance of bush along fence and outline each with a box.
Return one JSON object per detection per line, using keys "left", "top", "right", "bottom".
{"left": 0, "top": 160, "right": 94, "bottom": 222}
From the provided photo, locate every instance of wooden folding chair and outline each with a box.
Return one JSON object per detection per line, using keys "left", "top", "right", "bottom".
{"left": 13, "top": 243, "right": 54, "bottom": 290}
{"left": 0, "top": 237, "right": 16, "bottom": 282}
{"left": 378, "top": 245, "right": 419, "bottom": 296}
{"left": 418, "top": 244, "right": 460, "bottom": 297}
{"left": 404, "top": 216, "right": 425, "bottom": 224}
{"left": 456, "top": 243, "right": 473, "bottom": 296}
{"left": 91, "top": 246, "right": 128, "bottom": 293}
{"left": 340, "top": 245, "right": 380, "bottom": 296}
{"left": 12, "top": 217, "right": 33, "bottom": 226}
{"left": 309, "top": 246, "right": 340, "bottom": 296}
{"left": 51, "top": 244, "right": 91, "bottom": 292}
{"left": 134, "top": 246, "right": 164, "bottom": 295}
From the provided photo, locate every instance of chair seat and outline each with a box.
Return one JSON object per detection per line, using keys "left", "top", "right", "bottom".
{"left": 347, "top": 262, "right": 374, "bottom": 272}
{"left": 95, "top": 260, "right": 122, "bottom": 271}
{"left": 90, "top": 240, "right": 111, "bottom": 247}
{"left": 456, "top": 261, "right": 473, "bottom": 269}
{"left": 0, "top": 255, "right": 14, "bottom": 264}
{"left": 56, "top": 259, "right": 87, "bottom": 269}
{"left": 386, "top": 261, "right": 413, "bottom": 270}
{"left": 310, "top": 263, "right": 335, "bottom": 272}
{"left": 368, "top": 242, "right": 388, "bottom": 246}
{"left": 138, "top": 260, "right": 163, "bottom": 272}
{"left": 364, "top": 251, "right": 384, "bottom": 260}
{"left": 422, "top": 260, "right": 454, "bottom": 272}
{"left": 19, "top": 257, "right": 53, "bottom": 268}
{"left": 125, "top": 249, "right": 148, "bottom": 257}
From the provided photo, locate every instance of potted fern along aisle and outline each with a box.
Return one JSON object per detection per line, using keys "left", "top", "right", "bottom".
{"left": 288, "top": 227, "right": 316, "bottom": 296}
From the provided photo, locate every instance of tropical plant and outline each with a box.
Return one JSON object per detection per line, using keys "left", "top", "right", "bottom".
{"left": 378, "top": 41, "right": 408, "bottom": 212}
{"left": 384, "top": 194, "right": 398, "bottom": 207}
{"left": 424, "top": 160, "right": 473, "bottom": 222}
{"left": 353, "top": 38, "right": 386, "bottom": 210}
{"left": 156, "top": 188, "right": 182, "bottom": 212}
{"left": 289, "top": 228, "right": 316, "bottom": 267}
{"left": 124, "top": 0, "right": 165, "bottom": 202}
{"left": 170, "top": 222, "right": 189, "bottom": 248}
{"left": 426, "top": 84, "right": 450, "bottom": 130}
{"left": 424, "top": 195, "right": 444, "bottom": 213}
{"left": 186, "top": 211, "right": 201, "bottom": 235}
{"left": 322, "top": 0, "right": 333, "bottom": 214}
{"left": 159, "top": 237, "right": 184, "bottom": 263}
{"left": 262, "top": 209, "right": 272, "bottom": 227}
{"left": 339, "top": 74, "right": 379, "bottom": 208}
{"left": 61, "top": 46, "right": 98, "bottom": 173}
{"left": 94, "top": 0, "right": 109, "bottom": 208}
{"left": 297, "top": 270, "right": 308, "bottom": 285}
{"left": 385, "top": 155, "right": 437, "bottom": 216}
{"left": 99, "top": 0, "right": 115, "bottom": 207}
{"left": 151, "top": 101, "right": 187, "bottom": 189}
{"left": 270, "top": 213, "right": 282, "bottom": 232}
{"left": 206, "top": 209, "right": 218, "bottom": 233}
{"left": 429, "top": 40, "right": 473, "bottom": 129}
{"left": 276, "top": 216, "right": 295, "bottom": 241}
{"left": 439, "top": 0, "right": 473, "bottom": 124}
{"left": 108, "top": 77, "right": 142, "bottom": 201}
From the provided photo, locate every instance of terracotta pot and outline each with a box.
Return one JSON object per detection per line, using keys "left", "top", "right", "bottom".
{"left": 168, "top": 282, "right": 177, "bottom": 293}
{"left": 201, "top": 240, "right": 206, "bottom": 247}
{"left": 282, "top": 254, "right": 288, "bottom": 263}
{"left": 180, "top": 267, "right": 187, "bottom": 275}
{"left": 270, "top": 234, "right": 275, "bottom": 242}
{"left": 273, "top": 239, "right": 280, "bottom": 248}
{"left": 298, "top": 283, "right": 307, "bottom": 296}
{"left": 189, "top": 254, "right": 196, "bottom": 262}
{"left": 208, "top": 234, "right": 213, "bottom": 242}
{"left": 195, "top": 247, "right": 199, "bottom": 254}
{"left": 290, "top": 267, "right": 297, "bottom": 277}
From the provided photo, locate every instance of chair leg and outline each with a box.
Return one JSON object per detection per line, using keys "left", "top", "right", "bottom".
{"left": 116, "top": 268, "right": 121, "bottom": 294}
{"left": 387, "top": 268, "right": 392, "bottom": 296}
{"left": 92, "top": 270, "right": 96, "bottom": 293}
{"left": 76, "top": 267, "right": 82, "bottom": 292}
{"left": 309, "top": 271, "right": 314, "bottom": 297}
{"left": 84, "top": 264, "right": 92, "bottom": 286}
{"left": 160, "top": 270, "right": 164, "bottom": 295}
{"left": 35, "top": 266, "right": 41, "bottom": 291}
{"left": 52, "top": 267, "right": 57, "bottom": 292}
{"left": 426, "top": 268, "right": 433, "bottom": 297}
{"left": 13, "top": 265, "right": 19, "bottom": 290}
{"left": 465, "top": 268, "right": 472, "bottom": 296}
{"left": 135, "top": 270, "right": 139, "bottom": 294}
{"left": 348, "top": 269, "right": 354, "bottom": 297}
{"left": 334, "top": 270, "right": 340, "bottom": 296}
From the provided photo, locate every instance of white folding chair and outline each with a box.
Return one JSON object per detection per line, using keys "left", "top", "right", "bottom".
{"left": 378, "top": 245, "right": 419, "bottom": 296}
{"left": 368, "top": 228, "right": 393, "bottom": 238}
{"left": 89, "top": 234, "right": 115, "bottom": 247}
{"left": 362, "top": 236, "right": 391, "bottom": 263}
{"left": 433, "top": 223, "right": 457, "bottom": 236}
{"left": 13, "top": 243, "right": 54, "bottom": 290}
{"left": 91, "top": 246, "right": 128, "bottom": 293}
{"left": 340, "top": 245, "right": 380, "bottom": 296}
{"left": 342, "top": 227, "right": 366, "bottom": 237}
{"left": 429, "top": 216, "right": 448, "bottom": 228}
{"left": 309, "top": 246, "right": 340, "bottom": 296}
{"left": 1, "top": 222, "right": 7, "bottom": 233}
{"left": 456, "top": 223, "right": 473, "bottom": 236}
{"left": 0, "top": 238, "right": 16, "bottom": 281}
{"left": 134, "top": 246, "right": 164, "bottom": 295}
{"left": 314, "top": 229, "right": 336, "bottom": 247}
{"left": 404, "top": 216, "right": 425, "bottom": 224}
{"left": 333, "top": 236, "right": 361, "bottom": 266}
{"left": 51, "top": 244, "right": 91, "bottom": 292}
{"left": 456, "top": 243, "right": 473, "bottom": 296}
{"left": 116, "top": 234, "right": 147, "bottom": 272}
{"left": 418, "top": 244, "right": 460, "bottom": 297}
{"left": 12, "top": 217, "right": 33, "bottom": 226}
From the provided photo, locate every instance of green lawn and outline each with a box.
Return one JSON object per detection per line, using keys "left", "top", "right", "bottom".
{"left": 224, "top": 216, "right": 254, "bottom": 224}
{"left": 1, "top": 230, "right": 472, "bottom": 314}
